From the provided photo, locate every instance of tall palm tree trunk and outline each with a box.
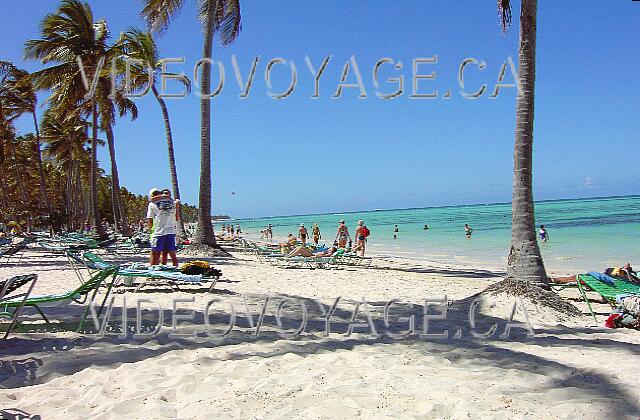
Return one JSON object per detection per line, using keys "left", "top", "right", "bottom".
{"left": 75, "top": 162, "right": 84, "bottom": 231}
{"left": 506, "top": 0, "right": 547, "bottom": 285}
{"left": 65, "top": 161, "right": 73, "bottom": 229}
{"left": 105, "top": 124, "right": 130, "bottom": 235}
{"left": 193, "top": 0, "right": 218, "bottom": 247}
{"left": 0, "top": 167, "right": 7, "bottom": 213}
{"left": 90, "top": 101, "right": 107, "bottom": 239}
{"left": 8, "top": 138, "right": 32, "bottom": 231}
{"left": 152, "top": 84, "right": 187, "bottom": 240}
{"left": 31, "top": 111, "right": 50, "bottom": 213}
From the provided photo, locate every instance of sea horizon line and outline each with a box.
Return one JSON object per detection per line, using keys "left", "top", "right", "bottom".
{"left": 227, "top": 193, "right": 640, "bottom": 222}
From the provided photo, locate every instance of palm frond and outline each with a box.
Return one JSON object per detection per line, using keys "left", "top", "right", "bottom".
{"left": 217, "top": 0, "right": 242, "bottom": 46}
{"left": 198, "top": 0, "right": 242, "bottom": 46}
{"left": 498, "top": 0, "right": 512, "bottom": 32}
{"left": 141, "top": 0, "right": 186, "bottom": 33}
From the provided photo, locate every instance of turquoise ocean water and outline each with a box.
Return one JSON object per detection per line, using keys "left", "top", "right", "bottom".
{"left": 229, "top": 196, "right": 639, "bottom": 273}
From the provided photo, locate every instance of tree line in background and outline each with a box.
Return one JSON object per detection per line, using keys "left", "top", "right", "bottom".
{"left": 0, "top": 129, "right": 199, "bottom": 232}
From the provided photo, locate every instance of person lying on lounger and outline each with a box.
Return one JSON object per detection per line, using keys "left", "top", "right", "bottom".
{"left": 287, "top": 246, "right": 338, "bottom": 258}
{"left": 551, "top": 263, "right": 638, "bottom": 284}
{"left": 605, "top": 263, "right": 639, "bottom": 283}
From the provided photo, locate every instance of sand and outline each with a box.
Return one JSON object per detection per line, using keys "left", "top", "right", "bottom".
{"left": 1, "top": 247, "right": 640, "bottom": 419}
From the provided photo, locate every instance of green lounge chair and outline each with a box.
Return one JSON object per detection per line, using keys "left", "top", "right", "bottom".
{"left": 0, "top": 274, "right": 38, "bottom": 339}
{"left": 0, "top": 267, "right": 117, "bottom": 331}
{"left": 78, "top": 252, "right": 217, "bottom": 292}
{"left": 573, "top": 274, "right": 640, "bottom": 322}
{"left": 0, "top": 238, "right": 34, "bottom": 267}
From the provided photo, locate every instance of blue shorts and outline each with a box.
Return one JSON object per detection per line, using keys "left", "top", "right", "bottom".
{"left": 151, "top": 234, "right": 177, "bottom": 252}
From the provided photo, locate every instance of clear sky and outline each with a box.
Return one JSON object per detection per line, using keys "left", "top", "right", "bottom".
{"left": 3, "top": 1, "right": 639, "bottom": 218}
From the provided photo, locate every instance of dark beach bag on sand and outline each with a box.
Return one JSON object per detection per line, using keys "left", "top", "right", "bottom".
{"left": 180, "top": 260, "right": 222, "bottom": 278}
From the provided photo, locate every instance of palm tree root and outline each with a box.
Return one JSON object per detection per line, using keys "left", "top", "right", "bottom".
{"left": 482, "top": 277, "right": 582, "bottom": 317}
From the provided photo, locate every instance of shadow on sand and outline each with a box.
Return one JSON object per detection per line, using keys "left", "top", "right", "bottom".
{"left": 1, "top": 290, "right": 639, "bottom": 417}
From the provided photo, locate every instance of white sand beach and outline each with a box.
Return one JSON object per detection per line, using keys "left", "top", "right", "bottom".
{"left": 1, "top": 247, "right": 640, "bottom": 419}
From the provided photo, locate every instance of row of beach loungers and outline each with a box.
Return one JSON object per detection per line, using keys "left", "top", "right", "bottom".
{"left": 224, "top": 238, "right": 373, "bottom": 269}
{"left": 0, "top": 233, "right": 222, "bottom": 338}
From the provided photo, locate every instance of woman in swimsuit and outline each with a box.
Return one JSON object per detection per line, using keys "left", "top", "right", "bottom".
{"left": 312, "top": 223, "right": 321, "bottom": 244}
{"left": 336, "top": 220, "right": 351, "bottom": 248}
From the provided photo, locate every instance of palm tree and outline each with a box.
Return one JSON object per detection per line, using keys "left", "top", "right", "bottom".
{"left": 0, "top": 61, "right": 24, "bottom": 170}
{"left": 41, "top": 109, "right": 91, "bottom": 229}
{"left": 0, "top": 61, "right": 35, "bottom": 228}
{"left": 116, "top": 28, "right": 190, "bottom": 239}
{"left": 25, "top": 0, "right": 111, "bottom": 239}
{"left": 95, "top": 76, "right": 137, "bottom": 235}
{"left": 7, "top": 67, "right": 52, "bottom": 214}
{"left": 141, "top": 0, "right": 241, "bottom": 248}
{"left": 498, "top": 0, "right": 548, "bottom": 285}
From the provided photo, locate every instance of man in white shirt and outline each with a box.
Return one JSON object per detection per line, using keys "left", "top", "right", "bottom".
{"left": 147, "top": 188, "right": 180, "bottom": 266}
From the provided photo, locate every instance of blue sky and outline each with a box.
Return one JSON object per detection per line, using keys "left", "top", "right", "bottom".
{"left": 4, "top": 1, "right": 639, "bottom": 218}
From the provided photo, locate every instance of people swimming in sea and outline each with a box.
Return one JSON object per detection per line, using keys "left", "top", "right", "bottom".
{"left": 424, "top": 224, "right": 429, "bottom": 230}
{"left": 551, "top": 263, "right": 639, "bottom": 284}
{"left": 539, "top": 225, "right": 549, "bottom": 242}
{"left": 336, "top": 220, "right": 351, "bottom": 248}
{"left": 464, "top": 224, "right": 473, "bottom": 238}
{"left": 393, "top": 224, "right": 399, "bottom": 240}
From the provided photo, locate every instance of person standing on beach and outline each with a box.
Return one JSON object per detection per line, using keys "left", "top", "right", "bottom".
{"left": 312, "top": 223, "right": 321, "bottom": 244}
{"left": 147, "top": 188, "right": 180, "bottom": 266}
{"left": 298, "top": 224, "right": 309, "bottom": 245}
{"left": 336, "top": 220, "right": 351, "bottom": 248}
{"left": 393, "top": 225, "right": 399, "bottom": 240}
{"left": 465, "top": 224, "right": 473, "bottom": 239}
{"left": 236, "top": 224, "right": 242, "bottom": 236}
{"left": 266, "top": 224, "right": 273, "bottom": 241}
{"left": 146, "top": 188, "right": 161, "bottom": 263}
{"left": 355, "top": 220, "right": 369, "bottom": 257}
{"left": 539, "top": 225, "right": 549, "bottom": 242}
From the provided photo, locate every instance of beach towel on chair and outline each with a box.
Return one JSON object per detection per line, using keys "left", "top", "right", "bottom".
{"left": 587, "top": 271, "right": 616, "bottom": 286}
